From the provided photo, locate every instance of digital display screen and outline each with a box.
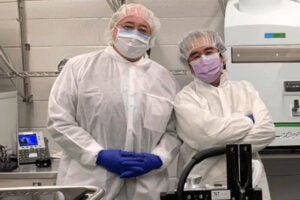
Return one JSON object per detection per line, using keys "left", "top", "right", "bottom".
{"left": 264, "top": 33, "right": 286, "bottom": 38}
{"left": 18, "top": 134, "right": 38, "bottom": 146}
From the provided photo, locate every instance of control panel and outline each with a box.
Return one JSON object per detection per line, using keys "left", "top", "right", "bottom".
{"left": 284, "top": 81, "right": 300, "bottom": 92}
{"left": 18, "top": 132, "right": 51, "bottom": 164}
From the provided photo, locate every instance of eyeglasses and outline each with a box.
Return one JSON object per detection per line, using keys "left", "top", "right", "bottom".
{"left": 118, "top": 21, "right": 151, "bottom": 36}
{"left": 188, "top": 47, "right": 219, "bottom": 62}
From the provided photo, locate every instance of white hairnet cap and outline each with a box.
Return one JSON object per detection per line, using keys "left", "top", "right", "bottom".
{"left": 178, "top": 30, "right": 226, "bottom": 65}
{"left": 106, "top": 3, "right": 161, "bottom": 47}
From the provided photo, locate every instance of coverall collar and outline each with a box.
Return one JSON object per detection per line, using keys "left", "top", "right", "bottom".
{"left": 105, "top": 46, "right": 151, "bottom": 69}
{"left": 194, "top": 71, "right": 228, "bottom": 92}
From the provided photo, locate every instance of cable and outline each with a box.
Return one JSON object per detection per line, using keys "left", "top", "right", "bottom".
{"left": 106, "top": 0, "right": 117, "bottom": 12}
{"left": 0, "top": 46, "right": 10, "bottom": 62}
{"left": 0, "top": 47, "right": 26, "bottom": 99}
{"left": 0, "top": 48, "right": 25, "bottom": 78}
{"left": 106, "top": 0, "right": 126, "bottom": 12}
{"left": 111, "top": 0, "right": 119, "bottom": 11}
{"left": 176, "top": 147, "right": 226, "bottom": 200}
{"left": 218, "top": 0, "right": 229, "bottom": 16}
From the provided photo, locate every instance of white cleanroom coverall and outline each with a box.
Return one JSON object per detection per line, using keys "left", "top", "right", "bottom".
{"left": 47, "top": 46, "right": 181, "bottom": 200}
{"left": 174, "top": 73, "right": 275, "bottom": 200}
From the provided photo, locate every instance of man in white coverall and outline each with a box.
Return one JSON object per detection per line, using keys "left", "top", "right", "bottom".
{"left": 47, "top": 4, "right": 181, "bottom": 200}
{"left": 174, "top": 30, "right": 275, "bottom": 200}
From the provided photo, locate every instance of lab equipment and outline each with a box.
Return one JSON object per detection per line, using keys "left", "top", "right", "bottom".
{"left": 120, "top": 152, "right": 162, "bottom": 178}
{"left": 225, "top": 0, "right": 300, "bottom": 147}
{"left": 160, "top": 144, "right": 262, "bottom": 200}
{"left": 0, "top": 90, "right": 18, "bottom": 171}
{"left": 0, "top": 145, "right": 17, "bottom": 172}
{"left": 18, "top": 132, "right": 51, "bottom": 165}
{"left": 0, "top": 186, "right": 104, "bottom": 200}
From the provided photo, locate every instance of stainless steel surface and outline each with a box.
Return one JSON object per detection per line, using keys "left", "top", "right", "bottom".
{"left": 18, "top": 0, "right": 31, "bottom": 103}
{"left": 19, "top": 71, "right": 59, "bottom": 78}
{"left": 170, "top": 69, "right": 188, "bottom": 75}
{"left": 0, "top": 159, "right": 59, "bottom": 179}
{"left": 0, "top": 186, "right": 104, "bottom": 200}
{"left": 232, "top": 45, "right": 300, "bottom": 62}
{"left": 86, "top": 188, "right": 105, "bottom": 200}
{"left": 0, "top": 71, "right": 60, "bottom": 79}
{"left": 0, "top": 159, "right": 106, "bottom": 199}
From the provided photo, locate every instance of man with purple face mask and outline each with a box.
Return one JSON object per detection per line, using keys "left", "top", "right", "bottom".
{"left": 174, "top": 30, "right": 275, "bottom": 200}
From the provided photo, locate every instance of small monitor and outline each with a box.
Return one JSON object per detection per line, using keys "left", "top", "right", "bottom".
{"left": 18, "top": 133, "right": 38, "bottom": 146}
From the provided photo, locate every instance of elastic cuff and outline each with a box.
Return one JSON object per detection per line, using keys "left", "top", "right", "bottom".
{"left": 244, "top": 116, "right": 254, "bottom": 129}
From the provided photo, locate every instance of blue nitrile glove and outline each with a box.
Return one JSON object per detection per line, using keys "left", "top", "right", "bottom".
{"left": 246, "top": 114, "right": 255, "bottom": 124}
{"left": 120, "top": 153, "right": 163, "bottom": 178}
{"left": 96, "top": 149, "right": 144, "bottom": 175}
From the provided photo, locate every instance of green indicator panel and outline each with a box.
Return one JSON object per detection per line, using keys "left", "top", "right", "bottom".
{"left": 275, "top": 123, "right": 300, "bottom": 127}
{"left": 273, "top": 33, "right": 286, "bottom": 38}
{"left": 265, "top": 33, "right": 286, "bottom": 38}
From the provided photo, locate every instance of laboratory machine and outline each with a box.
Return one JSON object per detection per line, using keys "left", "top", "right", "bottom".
{"left": 0, "top": 89, "right": 18, "bottom": 172}
{"left": 225, "top": 0, "right": 300, "bottom": 148}
{"left": 160, "top": 144, "right": 262, "bottom": 200}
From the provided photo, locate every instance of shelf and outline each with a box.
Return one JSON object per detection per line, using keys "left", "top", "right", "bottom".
{"left": 0, "top": 71, "right": 59, "bottom": 78}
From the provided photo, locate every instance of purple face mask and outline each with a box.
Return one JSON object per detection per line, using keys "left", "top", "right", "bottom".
{"left": 190, "top": 53, "right": 222, "bottom": 83}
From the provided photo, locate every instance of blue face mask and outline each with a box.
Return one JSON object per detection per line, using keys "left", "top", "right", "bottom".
{"left": 118, "top": 28, "right": 150, "bottom": 42}
{"left": 115, "top": 28, "right": 150, "bottom": 59}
